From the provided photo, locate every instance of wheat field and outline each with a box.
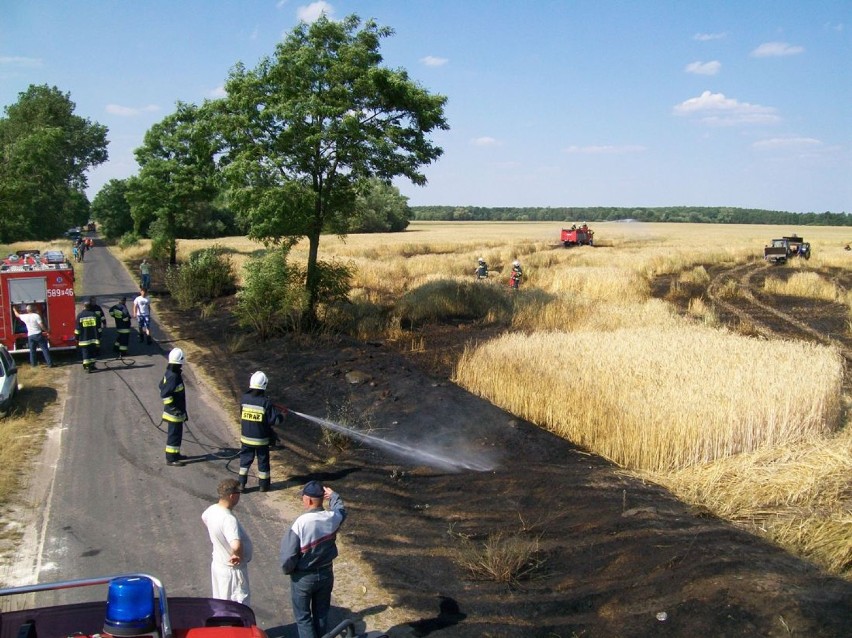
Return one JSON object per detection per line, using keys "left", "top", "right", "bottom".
{"left": 92, "top": 222, "right": 852, "bottom": 577}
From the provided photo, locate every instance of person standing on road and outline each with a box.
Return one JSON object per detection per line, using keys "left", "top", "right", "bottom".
{"left": 133, "top": 288, "right": 153, "bottom": 345}
{"left": 202, "top": 478, "right": 252, "bottom": 605}
{"left": 88, "top": 296, "right": 105, "bottom": 355}
{"left": 109, "top": 296, "right": 132, "bottom": 358}
{"left": 13, "top": 304, "right": 53, "bottom": 367}
{"left": 160, "top": 347, "right": 188, "bottom": 466}
{"left": 140, "top": 258, "right": 151, "bottom": 290}
{"left": 74, "top": 299, "right": 102, "bottom": 372}
{"left": 238, "top": 371, "right": 285, "bottom": 493}
{"left": 280, "top": 481, "right": 347, "bottom": 638}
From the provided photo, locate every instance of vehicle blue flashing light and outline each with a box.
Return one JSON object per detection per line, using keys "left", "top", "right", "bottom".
{"left": 103, "top": 577, "right": 156, "bottom": 636}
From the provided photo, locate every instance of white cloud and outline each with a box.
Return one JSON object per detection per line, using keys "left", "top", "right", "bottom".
{"left": 673, "top": 90, "right": 780, "bottom": 125}
{"left": 208, "top": 86, "right": 227, "bottom": 99}
{"left": 693, "top": 32, "right": 726, "bottom": 41}
{"left": 105, "top": 104, "right": 160, "bottom": 117}
{"left": 0, "top": 56, "right": 42, "bottom": 67}
{"left": 751, "top": 41, "right": 804, "bottom": 57}
{"left": 297, "top": 1, "right": 333, "bottom": 23}
{"left": 563, "top": 144, "right": 645, "bottom": 154}
{"left": 276, "top": 0, "right": 288, "bottom": 8}
{"left": 421, "top": 55, "right": 448, "bottom": 67}
{"left": 752, "top": 137, "right": 822, "bottom": 150}
{"left": 824, "top": 22, "right": 843, "bottom": 32}
{"left": 685, "top": 60, "right": 721, "bottom": 76}
{"left": 472, "top": 136, "right": 500, "bottom": 147}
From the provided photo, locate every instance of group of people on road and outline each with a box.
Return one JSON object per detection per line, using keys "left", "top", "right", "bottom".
{"left": 66, "top": 249, "right": 346, "bottom": 637}
{"left": 72, "top": 289, "right": 153, "bottom": 371}
{"left": 473, "top": 257, "right": 523, "bottom": 289}
{"left": 174, "top": 359, "right": 347, "bottom": 638}
{"left": 72, "top": 236, "right": 93, "bottom": 262}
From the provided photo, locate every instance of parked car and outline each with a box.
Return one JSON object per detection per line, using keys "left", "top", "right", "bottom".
{"left": 0, "top": 344, "right": 19, "bottom": 417}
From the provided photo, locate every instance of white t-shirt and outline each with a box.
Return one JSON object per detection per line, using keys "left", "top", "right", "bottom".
{"left": 133, "top": 295, "right": 150, "bottom": 317}
{"left": 202, "top": 504, "right": 252, "bottom": 567}
{"left": 19, "top": 312, "right": 44, "bottom": 336}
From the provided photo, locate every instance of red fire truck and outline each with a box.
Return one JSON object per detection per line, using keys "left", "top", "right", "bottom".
{"left": 0, "top": 250, "right": 77, "bottom": 354}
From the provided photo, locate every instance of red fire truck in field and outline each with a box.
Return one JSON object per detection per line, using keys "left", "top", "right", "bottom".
{"left": 0, "top": 250, "right": 77, "bottom": 354}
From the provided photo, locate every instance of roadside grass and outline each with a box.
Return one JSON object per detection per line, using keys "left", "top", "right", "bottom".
{"left": 0, "top": 365, "right": 67, "bottom": 546}
{"left": 110, "top": 222, "right": 851, "bottom": 579}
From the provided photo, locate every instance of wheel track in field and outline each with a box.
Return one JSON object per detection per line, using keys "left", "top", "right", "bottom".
{"left": 707, "top": 260, "right": 852, "bottom": 364}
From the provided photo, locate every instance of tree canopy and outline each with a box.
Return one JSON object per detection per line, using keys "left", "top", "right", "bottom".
{"left": 90, "top": 178, "right": 134, "bottom": 240}
{"left": 126, "top": 102, "right": 222, "bottom": 263}
{"left": 217, "top": 14, "right": 447, "bottom": 320}
{"left": 0, "top": 84, "right": 108, "bottom": 242}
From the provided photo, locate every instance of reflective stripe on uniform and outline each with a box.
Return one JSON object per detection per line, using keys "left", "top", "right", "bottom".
{"left": 162, "top": 412, "right": 186, "bottom": 423}
{"left": 240, "top": 435, "right": 270, "bottom": 446}
{"left": 165, "top": 445, "right": 181, "bottom": 454}
{"left": 241, "top": 404, "right": 264, "bottom": 422}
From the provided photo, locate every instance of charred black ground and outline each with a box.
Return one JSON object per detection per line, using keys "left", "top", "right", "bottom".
{"left": 161, "top": 258, "right": 851, "bottom": 637}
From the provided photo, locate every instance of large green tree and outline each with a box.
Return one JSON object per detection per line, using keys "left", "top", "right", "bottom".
{"left": 348, "top": 178, "right": 411, "bottom": 233}
{"left": 218, "top": 14, "right": 447, "bottom": 322}
{"left": 91, "top": 178, "right": 134, "bottom": 240}
{"left": 0, "top": 85, "right": 107, "bottom": 242}
{"left": 127, "top": 102, "right": 220, "bottom": 263}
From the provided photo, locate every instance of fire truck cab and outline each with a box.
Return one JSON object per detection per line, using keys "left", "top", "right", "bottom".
{"left": 0, "top": 251, "right": 77, "bottom": 354}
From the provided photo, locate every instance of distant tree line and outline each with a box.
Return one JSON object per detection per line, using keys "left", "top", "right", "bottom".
{"left": 411, "top": 206, "right": 850, "bottom": 226}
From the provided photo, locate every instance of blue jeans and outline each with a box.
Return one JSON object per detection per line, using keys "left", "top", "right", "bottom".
{"left": 290, "top": 568, "right": 334, "bottom": 638}
{"left": 28, "top": 333, "right": 52, "bottom": 367}
{"left": 141, "top": 273, "right": 151, "bottom": 289}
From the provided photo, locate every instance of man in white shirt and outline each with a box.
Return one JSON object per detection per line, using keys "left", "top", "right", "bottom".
{"left": 13, "top": 304, "right": 53, "bottom": 367}
{"left": 202, "top": 478, "right": 252, "bottom": 605}
{"left": 132, "top": 288, "right": 153, "bottom": 345}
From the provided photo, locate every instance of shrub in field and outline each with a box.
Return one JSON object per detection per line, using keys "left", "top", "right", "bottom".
{"left": 236, "top": 250, "right": 306, "bottom": 339}
{"left": 455, "top": 325, "right": 844, "bottom": 473}
{"left": 394, "top": 278, "right": 513, "bottom": 328}
{"left": 118, "top": 231, "right": 142, "bottom": 249}
{"left": 452, "top": 528, "right": 543, "bottom": 584}
{"left": 764, "top": 272, "right": 839, "bottom": 301}
{"left": 164, "top": 245, "right": 236, "bottom": 310}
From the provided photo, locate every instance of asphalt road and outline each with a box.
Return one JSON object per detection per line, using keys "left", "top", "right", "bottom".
{"left": 34, "top": 240, "right": 296, "bottom": 636}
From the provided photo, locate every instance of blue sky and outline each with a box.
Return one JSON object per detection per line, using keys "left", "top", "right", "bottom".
{"left": 2, "top": 1, "right": 850, "bottom": 213}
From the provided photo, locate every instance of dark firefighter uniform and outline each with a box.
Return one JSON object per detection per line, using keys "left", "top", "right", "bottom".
{"left": 109, "top": 299, "right": 131, "bottom": 357}
{"left": 160, "top": 361, "right": 187, "bottom": 465}
{"left": 74, "top": 304, "right": 102, "bottom": 372}
{"left": 88, "top": 298, "right": 105, "bottom": 355}
{"left": 239, "top": 391, "right": 284, "bottom": 492}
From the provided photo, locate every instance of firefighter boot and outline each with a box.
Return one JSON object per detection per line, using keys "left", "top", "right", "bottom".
{"left": 259, "top": 478, "right": 270, "bottom": 493}
{"left": 237, "top": 476, "right": 247, "bottom": 492}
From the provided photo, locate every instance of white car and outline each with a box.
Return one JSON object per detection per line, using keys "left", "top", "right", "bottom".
{"left": 0, "top": 344, "right": 19, "bottom": 417}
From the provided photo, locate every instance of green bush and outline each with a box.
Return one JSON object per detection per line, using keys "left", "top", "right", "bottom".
{"left": 118, "top": 231, "right": 142, "bottom": 249}
{"left": 394, "top": 278, "right": 513, "bottom": 328}
{"left": 164, "top": 245, "right": 236, "bottom": 310}
{"left": 236, "top": 249, "right": 306, "bottom": 340}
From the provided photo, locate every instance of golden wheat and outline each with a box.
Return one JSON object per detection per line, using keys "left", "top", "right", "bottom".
{"left": 454, "top": 326, "right": 843, "bottom": 473}
{"left": 763, "top": 271, "right": 840, "bottom": 301}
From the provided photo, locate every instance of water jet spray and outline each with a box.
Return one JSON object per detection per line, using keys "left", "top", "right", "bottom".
{"left": 288, "top": 409, "right": 494, "bottom": 472}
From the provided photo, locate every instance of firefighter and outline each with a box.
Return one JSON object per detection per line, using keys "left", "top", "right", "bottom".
{"left": 510, "top": 260, "right": 523, "bottom": 290}
{"left": 74, "top": 299, "right": 102, "bottom": 372}
{"left": 88, "top": 296, "right": 105, "bottom": 355}
{"left": 109, "top": 296, "right": 131, "bottom": 358}
{"left": 475, "top": 257, "right": 488, "bottom": 279}
{"left": 238, "top": 371, "right": 285, "bottom": 493}
{"left": 160, "top": 347, "right": 188, "bottom": 466}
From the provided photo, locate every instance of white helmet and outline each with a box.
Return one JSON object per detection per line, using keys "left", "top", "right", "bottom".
{"left": 513, "top": 260, "right": 520, "bottom": 266}
{"left": 250, "top": 371, "right": 268, "bottom": 390}
{"left": 478, "top": 257, "right": 485, "bottom": 263}
{"left": 168, "top": 348, "right": 185, "bottom": 365}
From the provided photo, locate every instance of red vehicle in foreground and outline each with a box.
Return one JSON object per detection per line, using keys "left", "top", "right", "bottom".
{"left": 0, "top": 250, "right": 77, "bottom": 354}
{"left": 0, "top": 574, "right": 375, "bottom": 638}
{"left": 560, "top": 224, "right": 594, "bottom": 247}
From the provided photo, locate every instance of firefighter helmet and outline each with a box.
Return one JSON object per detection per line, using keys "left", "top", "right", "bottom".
{"left": 513, "top": 260, "right": 520, "bottom": 266}
{"left": 478, "top": 257, "right": 485, "bottom": 263}
{"left": 168, "top": 348, "right": 185, "bottom": 365}
{"left": 250, "top": 371, "right": 268, "bottom": 390}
